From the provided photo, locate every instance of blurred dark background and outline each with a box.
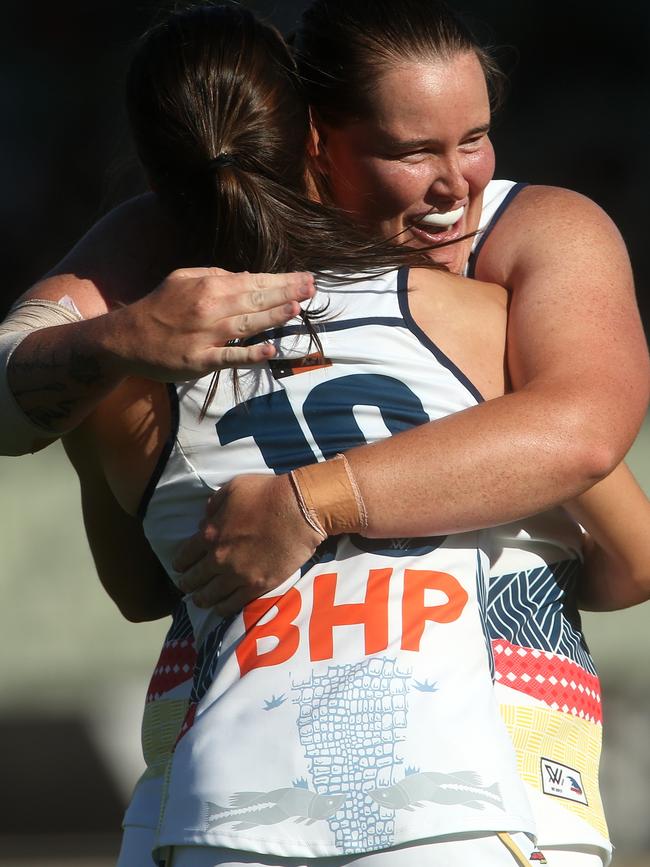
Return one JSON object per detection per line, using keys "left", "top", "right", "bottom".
{"left": 1, "top": 0, "right": 649, "bottom": 331}
{"left": 1, "top": 3, "right": 650, "bottom": 865}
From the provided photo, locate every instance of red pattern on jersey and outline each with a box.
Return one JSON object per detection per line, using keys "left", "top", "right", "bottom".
{"left": 146, "top": 638, "right": 197, "bottom": 702}
{"left": 175, "top": 701, "right": 198, "bottom": 746}
{"left": 492, "top": 639, "right": 602, "bottom": 723}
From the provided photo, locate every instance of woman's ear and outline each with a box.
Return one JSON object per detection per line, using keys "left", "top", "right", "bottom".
{"left": 307, "top": 107, "right": 335, "bottom": 202}
{"left": 308, "top": 107, "right": 329, "bottom": 171}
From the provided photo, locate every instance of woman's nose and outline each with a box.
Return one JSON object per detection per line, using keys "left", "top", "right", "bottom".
{"left": 428, "top": 156, "right": 469, "bottom": 202}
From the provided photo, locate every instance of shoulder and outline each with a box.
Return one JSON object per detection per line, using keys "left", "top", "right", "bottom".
{"left": 497, "top": 184, "right": 621, "bottom": 231}
{"left": 408, "top": 269, "right": 507, "bottom": 399}
{"left": 410, "top": 268, "right": 507, "bottom": 318}
{"left": 475, "top": 184, "right": 629, "bottom": 285}
{"left": 21, "top": 194, "right": 182, "bottom": 317}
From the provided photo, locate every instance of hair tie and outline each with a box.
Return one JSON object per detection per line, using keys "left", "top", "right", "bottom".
{"left": 206, "top": 152, "right": 237, "bottom": 171}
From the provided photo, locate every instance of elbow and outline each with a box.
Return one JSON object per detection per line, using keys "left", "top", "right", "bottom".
{"left": 577, "top": 440, "right": 620, "bottom": 487}
{"left": 626, "top": 568, "right": 650, "bottom": 607}
{"left": 559, "top": 409, "right": 632, "bottom": 490}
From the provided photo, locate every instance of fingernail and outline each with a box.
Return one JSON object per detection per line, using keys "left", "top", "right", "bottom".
{"left": 298, "top": 284, "right": 312, "bottom": 298}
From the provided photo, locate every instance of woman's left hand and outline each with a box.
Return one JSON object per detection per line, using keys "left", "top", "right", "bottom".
{"left": 173, "top": 473, "right": 322, "bottom": 616}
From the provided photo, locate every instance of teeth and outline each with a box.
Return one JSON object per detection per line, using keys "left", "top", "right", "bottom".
{"left": 418, "top": 206, "right": 465, "bottom": 229}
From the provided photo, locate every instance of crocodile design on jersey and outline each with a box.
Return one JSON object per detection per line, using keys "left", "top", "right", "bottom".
{"left": 292, "top": 657, "right": 411, "bottom": 852}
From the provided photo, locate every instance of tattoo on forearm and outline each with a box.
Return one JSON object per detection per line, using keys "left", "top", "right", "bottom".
{"left": 9, "top": 343, "right": 109, "bottom": 432}
{"left": 69, "top": 347, "right": 103, "bottom": 386}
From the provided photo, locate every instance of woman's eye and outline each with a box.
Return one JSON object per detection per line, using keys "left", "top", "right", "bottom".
{"left": 460, "top": 135, "right": 486, "bottom": 151}
{"left": 391, "top": 151, "right": 428, "bottom": 162}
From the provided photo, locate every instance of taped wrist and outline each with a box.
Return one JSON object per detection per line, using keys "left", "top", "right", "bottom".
{"left": 0, "top": 299, "right": 83, "bottom": 454}
{"left": 289, "top": 453, "right": 368, "bottom": 538}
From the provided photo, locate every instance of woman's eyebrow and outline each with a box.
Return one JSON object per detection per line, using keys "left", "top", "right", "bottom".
{"left": 382, "top": 123, "right": 491, "bottom": 150}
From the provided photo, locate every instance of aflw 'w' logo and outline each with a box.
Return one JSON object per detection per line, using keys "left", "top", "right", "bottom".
{"left": 544, "top": 763, "right": 563, "bottom": 786}
{"left": 540, "top": 758, "right": 588, "bottom": 806}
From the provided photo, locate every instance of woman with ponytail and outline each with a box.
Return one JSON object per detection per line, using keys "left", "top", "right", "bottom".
{"left": 64, "top": 4, "right": 547, "bottom": 866}
{"left": 180, "top": 5, "right": 650, "bottom": 864}
{"left": 9, "top": 3, "right": 649, "bottom": 866}
{"left": 119, "top": 5, "right": 648, "bottom": 867}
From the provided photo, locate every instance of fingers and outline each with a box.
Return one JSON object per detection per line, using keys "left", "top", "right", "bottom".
{"left": 203, "top": 296, "right": 309, "bottom": 367}
{"left": 229, "top": 301, "right": 302, "bottom": 338}
{"left": 193, "top": 577, "right": 268, "bottom": 618}
{"left": 208, "top": 298, "right": 299, "bottom": 365}
{"left": 176, "top": 554, "right": 216, "bottom": 595}
{"left": 171, "top": 268, "right": 314, "bottom": 296}
{"left": 246, "top": 271, "right": 315, "bottom": 295}
{"left": 203, "top": 342, "right": 276, "bottom": 369}
{"left": 206, "top": 274, "right": 315, "bottom": 355}
{"left": 213, "top": 588, "right": 256, "bottom": 618}
{"left": 205, "top": 488, "right": 227, "bottom": 517}
{"left": 220, "top": 283, "right": 313, "bottom": 324}
{"left": 173, "top": 489, "right": 227, "bottom": 580}
{"left": 173, "top": 530, "right": 210, "bottom": 575}
{"left": 190, "top": 570, "right": 240, "bottom": 609}
{"left": 195, "top": 271, "right": 314, "bottom": 314}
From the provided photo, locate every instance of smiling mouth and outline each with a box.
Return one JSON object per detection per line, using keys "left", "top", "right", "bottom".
{"left": 412, "top": 205, "right": 465, "bottom": 231}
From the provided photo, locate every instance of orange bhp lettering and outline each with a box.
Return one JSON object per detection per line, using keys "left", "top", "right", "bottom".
{"left": 236, "top": 588, "right": 302, "bottom": 675}
{"left": 401, "top": 569, "right": 468, "bottom": 651}
{"left": 309, "top": 569, "right": 391, "bottom": 661}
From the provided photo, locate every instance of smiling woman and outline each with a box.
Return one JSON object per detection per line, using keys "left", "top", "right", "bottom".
{"left": 311, "top": 55, "right": 494, "bottom": 273}
{"left": 296, "top": 1, "right": 499, "bottom": 273}
{"left": 1, "top": 2, "right": 649, "bottom": 866}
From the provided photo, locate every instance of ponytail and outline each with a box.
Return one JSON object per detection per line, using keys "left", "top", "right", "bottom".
{"left": 126, "top": 3, "right": 442, "bottom": 280}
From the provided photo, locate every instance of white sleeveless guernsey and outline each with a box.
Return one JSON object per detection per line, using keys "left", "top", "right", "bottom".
{"left": 120, "top": 180, "right": 609, "bottom": 865}
{"left": 140, "top": 266, "right": 533, "bottom": 858}
{"left": 467, "top": 180, "right": 611, "bottom": 864}
{"left": 488, "top": 516, "right": 610, "bottom": 864}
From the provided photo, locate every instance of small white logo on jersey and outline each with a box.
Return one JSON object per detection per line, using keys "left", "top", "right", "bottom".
{"left": 540, "top": 758, "right": 588, "bottom": 805}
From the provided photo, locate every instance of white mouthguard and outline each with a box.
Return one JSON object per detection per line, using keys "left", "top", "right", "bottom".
{"left": 418, "top": 206, "right": 465, "bottom": 229}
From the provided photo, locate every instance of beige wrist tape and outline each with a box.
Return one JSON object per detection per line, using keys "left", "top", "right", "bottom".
{"left": 0, "top": 298, "right": 83, "bottom": 454}
{"left": 290, "top": 453, "right": 368, "bottom": 538}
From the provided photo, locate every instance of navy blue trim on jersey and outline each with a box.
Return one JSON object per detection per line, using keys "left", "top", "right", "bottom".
{"left": 137, "top": 383, "right": 180, "bottom": 521}
{"left": 243, "top": 316, "right": 405, "bottom": 346}
{"left": 397, "top": 266, "right": 485, "bottom": 404}
{"left": 475, "top": 549, "right": 495, "bottom": 680}
{"left": 466, "top": 182, "right": 529, "bottom": 279}
{"left": 487, "top": 559, "right": 596, "bottom": 675}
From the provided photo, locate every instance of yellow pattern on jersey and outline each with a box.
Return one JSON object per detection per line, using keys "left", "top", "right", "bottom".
{"left": 499, "top": 703, "right": 607, "bottom": 838}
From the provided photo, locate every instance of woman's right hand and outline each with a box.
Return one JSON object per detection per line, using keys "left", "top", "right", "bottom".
{"left": 103, "top": 267, "right": 315, "bottom": 381}
{"left": 5, "top": 267, "right": 314, "bottom": 448}
{"left": 173, "top": 473, "right": 323, "bottom": 616}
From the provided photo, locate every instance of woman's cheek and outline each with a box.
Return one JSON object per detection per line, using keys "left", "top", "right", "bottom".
{"left": 466, "top": 143, "right": 495, "bottom": 192}
{"left": 367, "top": 160, "right": 430, "bottom": 215}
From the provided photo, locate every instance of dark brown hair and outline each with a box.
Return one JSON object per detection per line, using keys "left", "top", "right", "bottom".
{"left": 294, "top": 0, "right": 506, "bottom": 127}
{"left": 126, "top": 3, "right": 439, "bottom": 276}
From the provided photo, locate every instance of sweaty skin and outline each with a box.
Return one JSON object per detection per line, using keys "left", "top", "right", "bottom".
{"left": 173, "top": 55, "right": 649, "bottom": 609}
{"left": 5, "top": 198, "right": 315, "bottom": 448}
{"left": 172, "top": 182, "right": 649, "bottom": 613}
{"left": 4, "top": 54, "right": 649, "bottom": 617}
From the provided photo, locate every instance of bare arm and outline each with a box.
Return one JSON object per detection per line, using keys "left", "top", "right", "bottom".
{"left": 176, "top": 188, "right": 650, "bottom": 613}
{"left": 63, "top": 424, "right": 180, "bottom": 622}
{"left": 2, "top": 195, "right": 314, "bottom": 453}
{"left": 351, "top": 187, "right": 648, "bottom": 535}
{"left": 567, "top": 464, "right": 650, "bottom": 611}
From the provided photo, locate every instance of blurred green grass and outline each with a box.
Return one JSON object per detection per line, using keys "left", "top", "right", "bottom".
{"left": 0, "top": 416, "right": 648, "bottom": 859}
{"left": 1, "top": 417, "right": 648, "bottom": 701}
